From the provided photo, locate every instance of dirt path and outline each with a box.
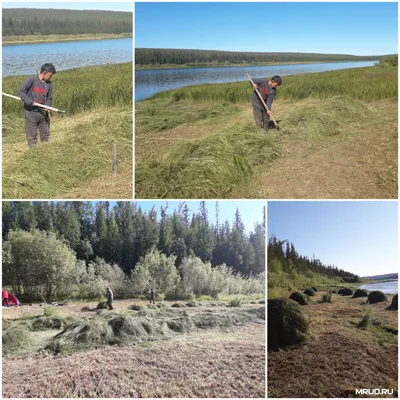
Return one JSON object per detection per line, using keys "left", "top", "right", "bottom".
{"left": 231, "top": 100, "right": 397, "bottom": 199}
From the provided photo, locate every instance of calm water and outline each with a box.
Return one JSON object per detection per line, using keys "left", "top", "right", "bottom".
{"left": 359, "top": 280, "right": 398, "bottom": 294}
{"left": 2, "top": 38, "right": 132, "bottom": 77}
{"left": 135, "top": 61, "right": 377, "bottom": 101}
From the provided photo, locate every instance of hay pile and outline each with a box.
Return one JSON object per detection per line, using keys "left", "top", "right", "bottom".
{"left": 46, "top": 307, "right": 265, "bottom": 354}
{"left": 3, "top": 324, "right": 33, "bottom": 356}
{"left": 136, "top": 125, "right": 281, "bottom": 198}
{"left": 279, "top": 95, "right": 370, "bottom": 137}
{"left": 338, "top": 288, "right": 353, "bottom": 296}
{"left": 268, "top": 298, "right": 309, "bottom": 350}
{"left": 304, "top": 288, "right": 316, "bottom": 297}
{"left": 352, "top": 289, "right": 369, "bottom": 298}
{"left": 128, "top": 304, "right": 146, "bottom": 311}
{"left": 311, "top": 287, "right": 318, "bottom": 292}
{"left": 367, "top": 291, "right": 387, "bottom": 304}
{"left": 289, "top": 292, "right": 309, "bottom": 305}
{"left": 388, "top": 294, "right": 398, "bottom": 310}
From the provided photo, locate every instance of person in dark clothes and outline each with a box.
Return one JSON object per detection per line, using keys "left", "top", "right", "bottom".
{"left": 106, "top": 287, "right": 114, "bottom": 310}
{"left": 18, "top": 63, "right": 56, "bottom": 147}
{"left": 2, "top": 289, "right": 9, "bottom": 307}
{"left": 250, "top": 75, "right": 282, "bottom": 131}
{"left": 149, "top": 289, "right": 156, "bottom": 305}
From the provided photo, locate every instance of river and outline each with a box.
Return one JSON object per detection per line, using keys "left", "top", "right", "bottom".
{"left": 135, "top": 60, "right": 377, "bottom": 101}
{"left": 359, "top": 280, "right": 398, "bottom": 294}
{"left": 2, "top": 38, "right": 133, "bottom": 77}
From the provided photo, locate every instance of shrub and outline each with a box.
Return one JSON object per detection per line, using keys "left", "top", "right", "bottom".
{"left": 268, "top": 298, "right": 309, "bottom": 350}
{"left": 338, "top": 288, "right": 353, "bottom": 296}
{"left": 367, "top": 291, "right": 387, "bottom": 304}
{"left": 358, "top": 311, "right": 371, "bottom": 329}
{"left": 289, "top": 292, "right": 309, "bottom": 305}
{"left": 388, "top": 294, "right": 398, "bottom": 310}
{"left": 352, "top": 289, "right": 369, "bottom": 298}
{"left": 304, "top": 288, "right": 315, "bottom": 296}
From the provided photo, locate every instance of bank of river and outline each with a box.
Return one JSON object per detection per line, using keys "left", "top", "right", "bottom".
{"left": 135, "top": 60, "right": 377, "bottom": 101}
{"left": 2, "top": 38, "right": 132, "bottom": 77}
{"left": 359, "top": 280, "right": 398, "bottom": 294}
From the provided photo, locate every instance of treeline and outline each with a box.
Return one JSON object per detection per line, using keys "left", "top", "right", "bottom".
{"left": 2, "top": 201, "right": 265, "bottom": 278}
{"left": 268, "top": 235, "right": 360, "bottom": 297}
{"left": 3, "top": 9, "right": 132, "bottom": 36}
{"left": 136, "top": 48, "right": 384, "bottom": 67}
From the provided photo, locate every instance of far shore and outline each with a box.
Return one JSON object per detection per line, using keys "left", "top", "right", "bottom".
{"left": 3, "top": 33, "right": 132, "bottom": 45}
{"left": 136, "top": 59, "right": 378, "bottom": 71}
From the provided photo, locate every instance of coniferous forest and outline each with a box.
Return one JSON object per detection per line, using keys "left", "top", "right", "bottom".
{"left": 2, "top": 201, "right": 265, "bottom": 301}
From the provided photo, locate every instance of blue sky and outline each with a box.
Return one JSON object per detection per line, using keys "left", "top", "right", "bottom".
{"left": 136, "top": 2, "right": 397, "bottom": 55}
{"left": 105, "top": 201, "right": 265, "bottom": 234}
{"left": 268, "top": 201, "right": 398, "bottom": 277}
{"left": 3, "top": 2, "right": 132, "bottom": 12}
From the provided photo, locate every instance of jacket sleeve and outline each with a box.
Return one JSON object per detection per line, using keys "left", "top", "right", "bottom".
{"left": 46, "top": 83, "right": 53, "bottom": 107}
{"left": 18, "top": 76, "right": 34, "bottom": 105}
{"left": 266, "top": 90, "right": 276, "bottom": 110}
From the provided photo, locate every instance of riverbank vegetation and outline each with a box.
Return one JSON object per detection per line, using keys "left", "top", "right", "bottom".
{"left": 2, "top": 63, "right": 133, "bottom": 199}
{"left": 135, "top": 48, "right": 385, "bottom": 67}
{"left": 136, "top": 65, "right": 397, "bottom": 199}
{"left": 2, "top": 8, "right": 132, "bottom": 37}
{"left": 3, "top": 33, "right": 132, "bottom": 45}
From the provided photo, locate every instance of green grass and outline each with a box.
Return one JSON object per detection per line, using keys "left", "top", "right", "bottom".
{"left": 3, "top": 63, "right": 132, "bottom": 116}
{"left": 149, "top": 66, "right": 397, "bottom": 103}
{"left": 136, "top": 123, "right": 281, "bottom": 198}
{"left": 3, "top": 108, "right": 132, "bottom": 198}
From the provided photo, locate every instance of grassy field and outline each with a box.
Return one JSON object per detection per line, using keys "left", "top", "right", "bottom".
{"left": 3, "top": 33, "right": 132, "bottom": 45}
{"left": 135, "top": 66, "right": 397, "bottom": 199}
{"left": 268, "top": 290, "right": 398, "bottom": 398}
{"left": 2, "top": 299, "right": 265, "bottom": 398}
{"left": 2, "top": 63, "right": 133, "bottom": 199}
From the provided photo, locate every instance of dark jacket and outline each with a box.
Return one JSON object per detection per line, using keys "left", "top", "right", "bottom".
{"left": 18, "top": 75, "right": 53, "bottom": 112}
{"left": 251, "top": 77, "right": 276, "bottom": 110}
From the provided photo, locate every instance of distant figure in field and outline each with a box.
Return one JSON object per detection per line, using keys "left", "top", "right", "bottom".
{"left": 106, "top": 287, "right": 114, "bottom": 310}
{"left": 2, "top": 288, "right": 9, "bottom": 307}
{"left": 149, "top": 289, "right": 156, "bottom": 305}
{"left": 18, "top": 63, "right": 56, "bottom": 147}
{"left": 250, "top": 75, "right": 282, "bottom": 131}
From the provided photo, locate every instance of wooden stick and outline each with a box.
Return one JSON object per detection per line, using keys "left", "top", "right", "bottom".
{"left": 2, "top": 92, "right": 66, "bottom": 113}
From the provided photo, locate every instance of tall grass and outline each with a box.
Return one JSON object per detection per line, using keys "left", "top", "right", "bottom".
{"left": 2, "top": 63, "right": 133, "bottom": 116}
{"left": 3, "top": 108, "right": 132, "bottom": 198}
{"left": 136, "top": 123, "right": 280, "bottom": 198}
{"left": 149, "top": 66, "right": 397, "bottom": 103}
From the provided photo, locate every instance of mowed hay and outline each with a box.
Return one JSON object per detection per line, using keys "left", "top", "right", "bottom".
{"left": 3, "top": 324, "right": 33, "bottom": 355}
{"left": 31, "top": 316, "right": 73, "bottom": 331}
{"left": 289, "top": 292, "right": 309, "bottom": 305}
{"left": 128, "top": 304, "right": 146, "bottom": 311}
{"left": 352, "top": 289, "right": 369, "bottom": 298}
{"left": 46, "top": 308, "right": 265, "bottom": 354}
{"left": 338, "top": 288, "right": 353, "bottom": 296}
{"left": 388, "top": 294, "right": 398, "bottom": 310}
{"left": 367, "top": 291, "right": 387, "bottom": 304}
{"left": 136, "top": 126, "right": 281, "bottom": 198}
{"left": 279, "top": 95, "right": 369, "bottom": 137}
{"left": 311, "top": 287, "right": 318, "bottom": 292}
{"left": 96, "top": 301, "right": 108, "bottom": 310}
{"left": 268, "top": 298, "right": 309, "bottom": 350}
{"left": 304, "top": 288, "right": 316, "bottom": 297}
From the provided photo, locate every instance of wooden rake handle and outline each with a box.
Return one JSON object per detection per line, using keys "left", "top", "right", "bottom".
{"left": 247, "top": 74, "right": 279, "bottom": 129}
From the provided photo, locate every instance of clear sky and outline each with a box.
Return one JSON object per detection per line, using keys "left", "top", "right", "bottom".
{"left": 268, "top": 201, "right": 398, "bottom": 277}
{"left": 3, "top": 2, "right": 132, "bottom": 12}
{"left": 136, "top": 2, "right": 397, "bottom": 55}
{"left": 104, "top": 201, "right": 265, "bottom": 234}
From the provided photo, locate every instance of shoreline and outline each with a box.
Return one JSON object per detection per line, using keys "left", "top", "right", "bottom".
{"left": 136, "top": 59, "right": 378, "bottom": 71}
{"left": 3, "top": 33, "right": 132, "bottom": 46}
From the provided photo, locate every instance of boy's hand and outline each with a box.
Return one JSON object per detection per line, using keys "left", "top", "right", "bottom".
{"left": 252, "top": 83, "right": 258, "bottom": 89}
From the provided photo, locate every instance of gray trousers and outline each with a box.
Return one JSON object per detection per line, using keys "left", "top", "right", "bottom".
{"left": 252, "top": 101, "right": 270, "bottom": 131}
{"left": 24, "top": 110, "right": 50, "bottom": 147}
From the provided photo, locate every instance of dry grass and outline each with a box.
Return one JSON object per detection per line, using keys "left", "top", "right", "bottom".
{"left": 268, "top": 291, "right": 398, "bottom": 398}
{"left": 2, "top": 299, "right": 264, "bottom": 398}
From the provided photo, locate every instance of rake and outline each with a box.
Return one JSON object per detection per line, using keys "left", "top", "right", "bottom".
{"left": 2, "top": 92, "right": 66, "bottom": 113}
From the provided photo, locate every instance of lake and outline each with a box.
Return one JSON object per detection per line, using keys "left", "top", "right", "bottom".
{"left": 2, "top": 38, "right": 133, "bottom": 77}
{"left": 359, "top": 280, "right": 398, "bottom": 294}
{"left": 135, "top": 60, "right": 377, "bottom": 101}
